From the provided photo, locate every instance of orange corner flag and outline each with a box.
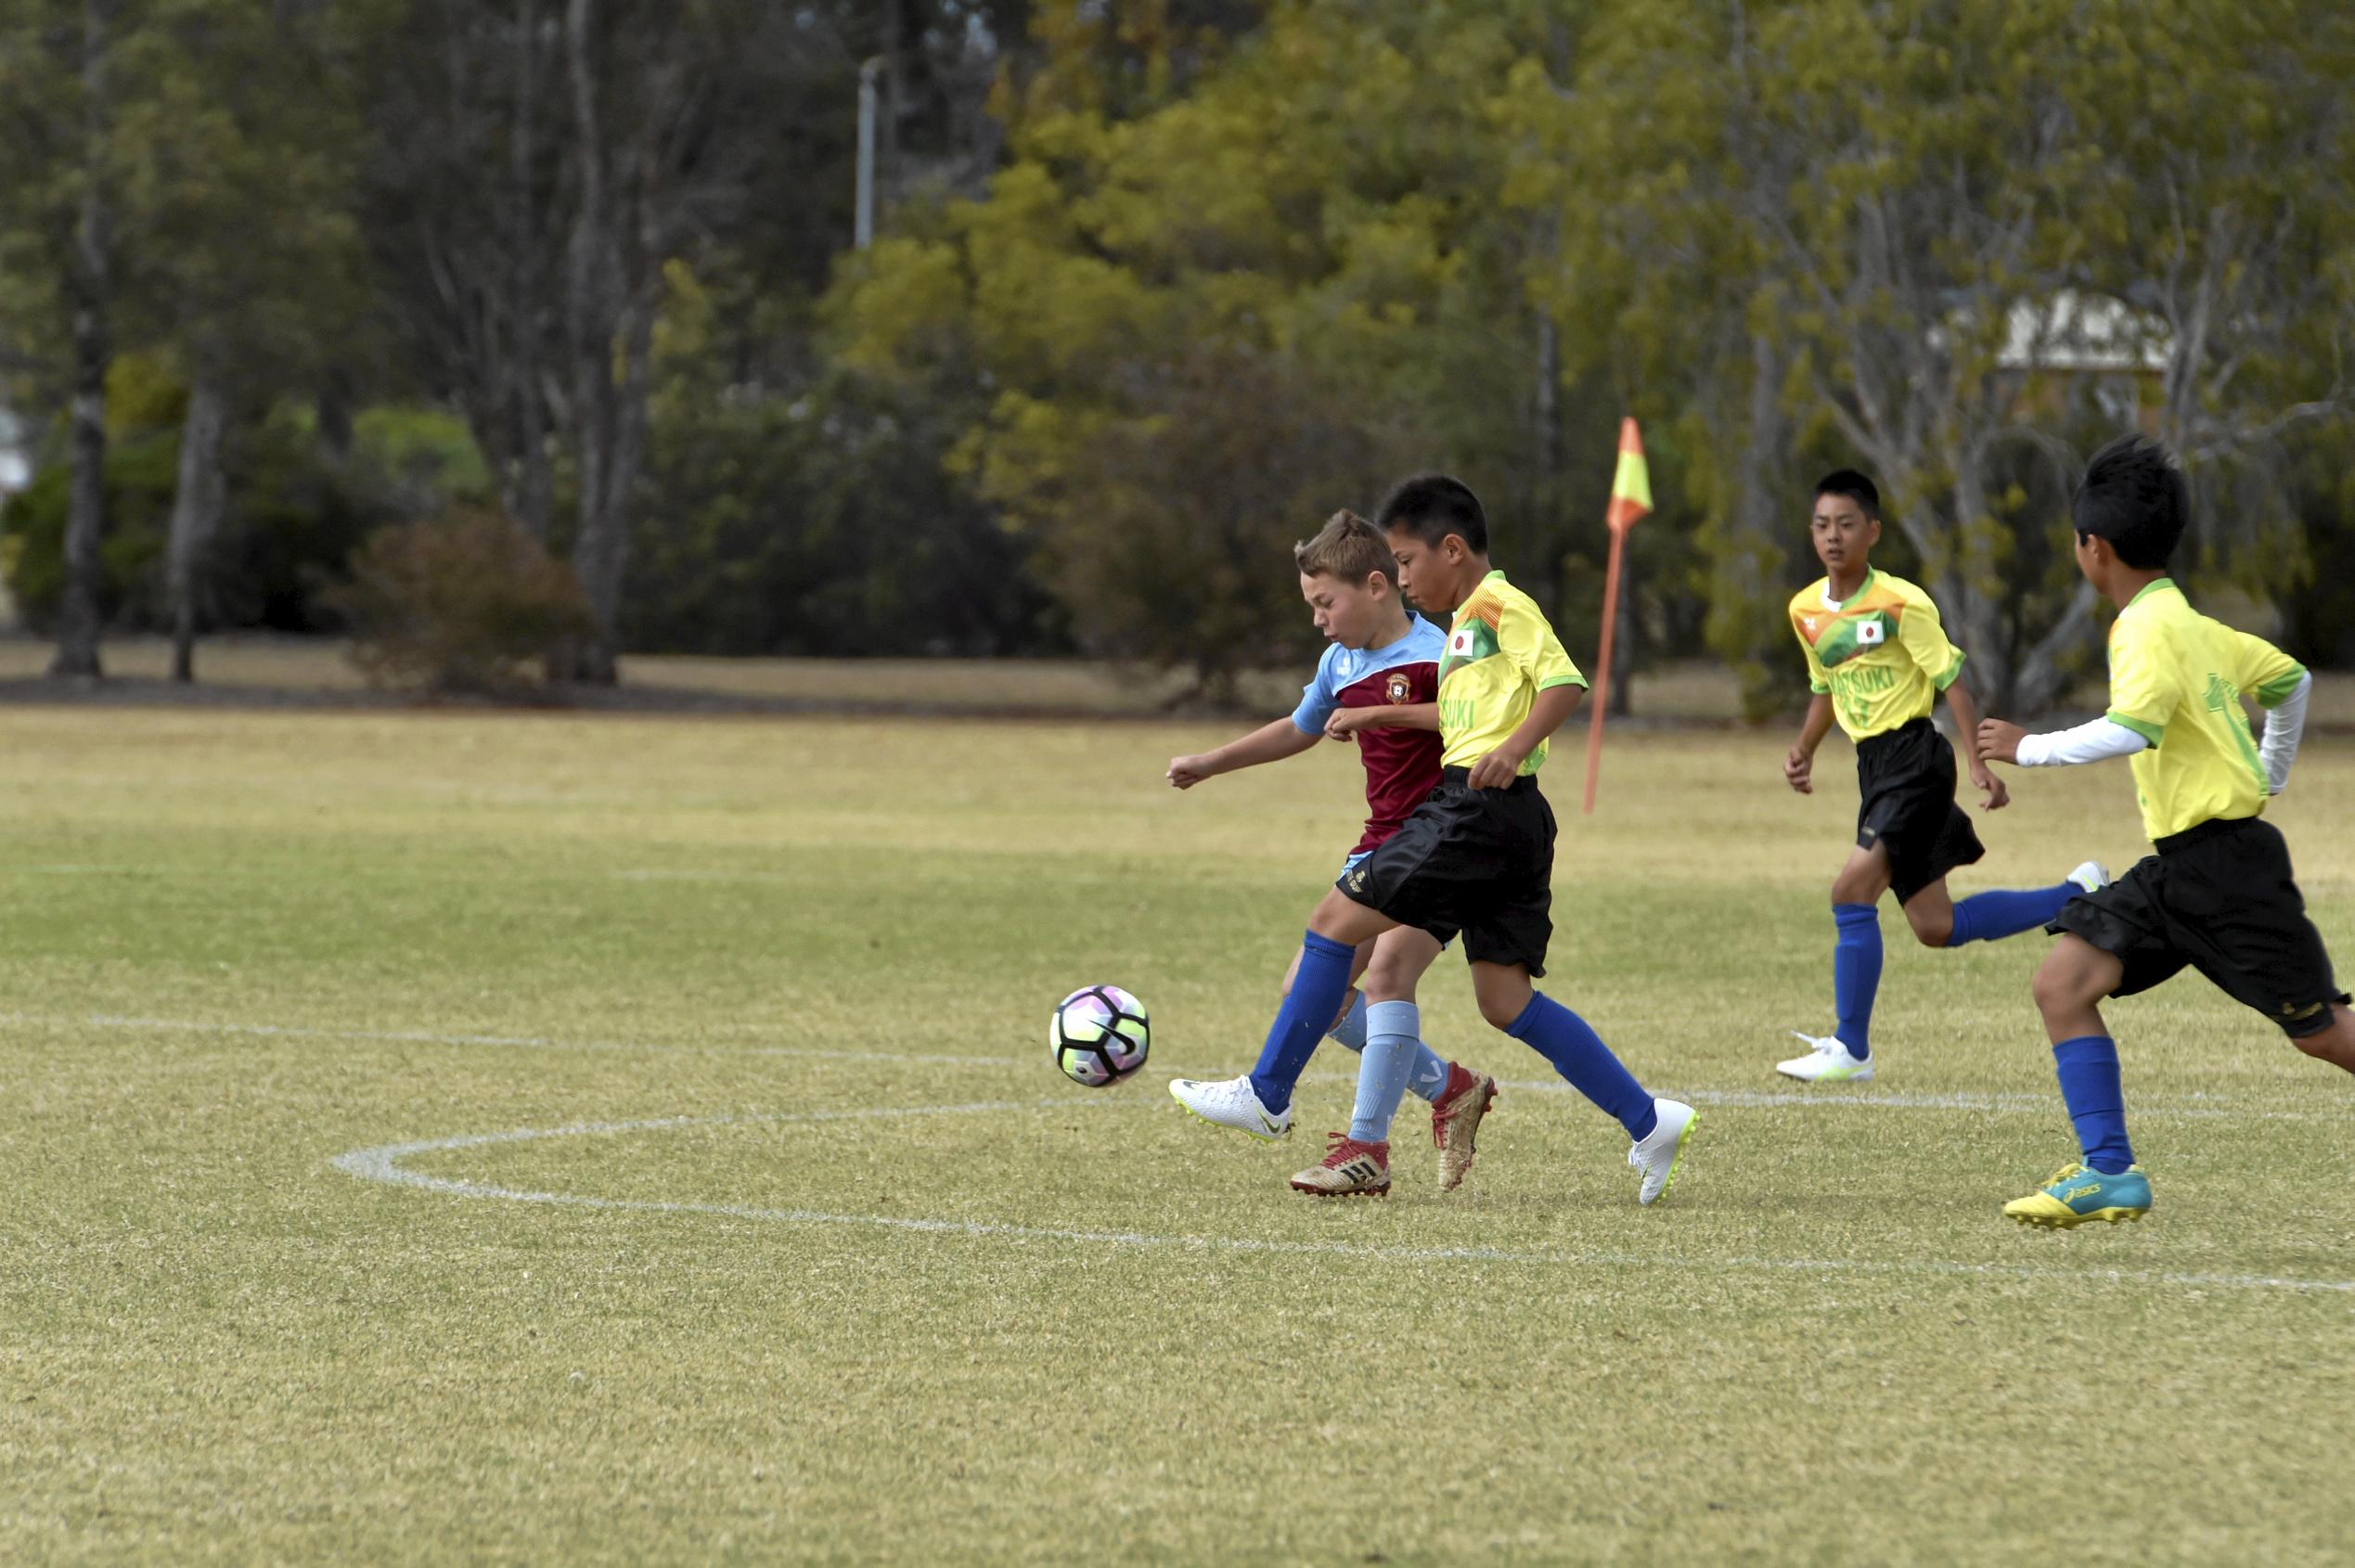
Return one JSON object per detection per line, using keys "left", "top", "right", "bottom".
{"left": 1606, "top": 416, "right": 1652, "bottom": 534}
{"left": 1585, "top": 416, "right": 1648, "bottom": 814}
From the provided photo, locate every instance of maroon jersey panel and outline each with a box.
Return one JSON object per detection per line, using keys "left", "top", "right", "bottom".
{"left": 1336, "top": 661, "right": 1443, "bottom": 856}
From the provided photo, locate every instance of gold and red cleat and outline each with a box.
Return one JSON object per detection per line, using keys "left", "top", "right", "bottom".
{"left": 1430, "top": 1062, "right": 1497, "bottom": 1192}
{"left": 1290, "top": 1134, "right": 1391, "bottom": 1198}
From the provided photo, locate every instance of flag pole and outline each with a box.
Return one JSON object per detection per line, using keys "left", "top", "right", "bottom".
{"left": 1583, "top": 417, "right": 1651, "bottom": 816}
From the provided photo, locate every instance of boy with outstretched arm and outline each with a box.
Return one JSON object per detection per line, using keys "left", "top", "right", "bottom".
{"left": 1777, "top": 469, "right": 2109, "bottom": 1083}
{"left": 1165, "top": 510, "right": 1499, "bottom": 1195}
{"left": 1979, "top": 434, "right": 2351, "bottom": 1227}
{"left": 1246, "top": 474, "right": 1696, "bottom": 1203}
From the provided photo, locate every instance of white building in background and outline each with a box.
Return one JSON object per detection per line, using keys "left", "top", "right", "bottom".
{"left": 0, "top": 407, "right": 26, "bottom": 495}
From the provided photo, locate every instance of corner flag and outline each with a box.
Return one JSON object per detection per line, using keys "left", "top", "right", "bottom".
{"left": 1583, "top": 418, "right": 1650, "bottom": 814}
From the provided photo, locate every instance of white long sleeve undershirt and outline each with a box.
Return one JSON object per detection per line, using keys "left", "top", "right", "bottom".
{"left": 2014, "top": 719, "right": 2150, "bottom": 768}
{"left": 2013, "top": 670, "right": 2311, "bottom": 795}
{"left": 2258, "top": 670, "right": 2312, "bottom": 794}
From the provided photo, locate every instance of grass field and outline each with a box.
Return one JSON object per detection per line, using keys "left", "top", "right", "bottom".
{"left": 4, "top": 702, "right": 2352, "bottom": 1564}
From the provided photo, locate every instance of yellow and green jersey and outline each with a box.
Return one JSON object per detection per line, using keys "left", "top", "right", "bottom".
{"left": 1789, "top": 569, "right": 1966, "bottom": 741}
{"left": 1436, "top": 570, "right": 1587, "bottom": 774}
{"left": 2103, "top": 578, "right": 2307, "bottom": 842}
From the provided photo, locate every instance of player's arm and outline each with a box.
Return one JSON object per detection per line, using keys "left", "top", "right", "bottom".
{"left": 2236, "top": 631, "right": 2311, "bottom": 794}
{"left": 1166, "top": 718, "right": 1319, "bottom": 789}
{"left": 1468, "top": 683, "right": 1584, "bottom": 790}
{"left": 1784, "top": 693, "right": 1834, "bottom": 794}
{"left": 1937, "top": 678, "right": 2007, "bottom": 810}
{"left": 1976, "top": 715, "right": 2148, "bottom": 768}
{"left": 1325, "top": 702, "right": 1439, "bottom": 739}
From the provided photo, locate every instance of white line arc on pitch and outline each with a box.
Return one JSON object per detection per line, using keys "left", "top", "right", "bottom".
{"left": 330, "top": 1105, "right": 2355, "bottom": 1297}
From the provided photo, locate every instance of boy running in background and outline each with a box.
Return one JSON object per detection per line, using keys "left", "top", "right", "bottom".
{"left": 1165, "top": 511, "right": 1498, "bottom": 1195}
{"left": 1778, "top": 469, "right": 2108, "bottom": 1084}
{"left": 1229, "top": 474, "right": 1694, "bottom": 1203}
{"left": 1980, "top": 434, "right": 2352, "bottom": 1227}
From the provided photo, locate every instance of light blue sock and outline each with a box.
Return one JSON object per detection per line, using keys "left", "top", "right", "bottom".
{"left": 1947, "top": 883, "right": 2074, "bottom": 946}
{"left": 1327, "top": 991, "right": 1369, "bottom": 1050}
{"left": 1405, "top": 1045, "right": 1449, "bottom": 1104}
{"left": 1349, "top": 1001, "right": 1422, "bottom": 1142}
{"left": 1332, "top": 992, "right": 1450, "bottom": 1104}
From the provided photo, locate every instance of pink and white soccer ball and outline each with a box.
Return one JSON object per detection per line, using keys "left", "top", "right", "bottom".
{"left": 1050, "top": 984, "right": 1151, "bottom": 1087}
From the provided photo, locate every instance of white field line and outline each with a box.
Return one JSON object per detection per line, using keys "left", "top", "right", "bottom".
{"left": 1, "top": 1009, "right": 2336, "bottom": 1121}
{"left": 330, "top": 1105, "right": 2355, "bottom": 1297}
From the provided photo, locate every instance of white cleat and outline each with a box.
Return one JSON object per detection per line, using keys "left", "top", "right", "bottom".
{"left": 1775, "top": 1032, "right": 1875, "bottom": 1083}
{"left": 1629, "top": 1099, "right": 1696, "bottom": 1206}
{"left": 1168, "top": 1074, "right": 1292, "bottom": 1140}
{"left": 2066, "top": 860, "right": 2112, "bottom": 894}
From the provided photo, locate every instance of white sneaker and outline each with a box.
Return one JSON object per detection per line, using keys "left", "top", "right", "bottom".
{"left": 1775, "top": 1032, "right": 1874, "bottom": 1083}
{"left": 1169, "top": 1074, "right": 1292, "bottom": 1140}
{"left": 1628, "top": 1099, "right": 1696, "bottom": 1206}
{"left": 2066, "top": 860, "right": 2112, "bottom": 894}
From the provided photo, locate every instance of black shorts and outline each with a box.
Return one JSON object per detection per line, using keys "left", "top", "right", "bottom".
{"left": 2048, "top": 816, "right": 2349, "bottom": 1037}
{"left": 1337, "top": 768, "right": 1554, "bottom": 976}
{"left": 1855, "top": 717, "right": 1984, "bottom": 904}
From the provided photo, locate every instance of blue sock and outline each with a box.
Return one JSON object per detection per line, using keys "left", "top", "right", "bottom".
{"left": 1505, "top": 992, "right": 1656, "bottom": 1141}
{"left": 1248, "top": 932, "right": 1357, "bottom": 1113}
{"left": 1405, "top": 1043, "right": 1449, "bottom": 1104}
{"left": 1327, "top": 991, "right": 1369, "bottom": 1051}
{"left": 1349, "top": 1001, "right": 1421, "bottom": 1142}
{"left": 1947, "top": 883, "right": 2074, "bottom": 946}
{"left": 2053, "top": 1035, "right": 2135, "bottom": 1175}
{"left": 1833, "top": 903, "right": 1882, "bottom": 1060}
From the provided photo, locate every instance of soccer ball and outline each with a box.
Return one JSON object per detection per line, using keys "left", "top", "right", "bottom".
{"left": 1050, "top": 985, "right": 1151, "bottom": 1087}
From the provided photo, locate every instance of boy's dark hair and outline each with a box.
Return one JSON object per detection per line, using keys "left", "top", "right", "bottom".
{"left": 1375, "top": 473, "right": 1487, "bottom": 553}
{"left": 2073, "top": 434, "right": 2186, "bottom": 570}
{"left": 1813, "top": 469, "right": 1881, "bottom": 520}
{"left": 1293, "top": 509, "right": 1397, "bottom": 586}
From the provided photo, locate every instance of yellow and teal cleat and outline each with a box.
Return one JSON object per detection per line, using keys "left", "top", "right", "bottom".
{"left": 2002, "top": 1162, "right": 2152, "bottom": 1228}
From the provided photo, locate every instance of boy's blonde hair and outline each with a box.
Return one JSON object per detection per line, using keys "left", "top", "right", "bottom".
{"left": 1293, "top": 509, "right": 1398, "bottom": 587}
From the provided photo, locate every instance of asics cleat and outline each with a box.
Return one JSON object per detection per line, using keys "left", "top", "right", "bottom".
{"left": 1291, "top": 1134, "right": 1390, "bottom": 1198}
{"left": 1628, "top": 1099, "right": 1697, "bottom": 1206}
{"left": 1776, "top": 1032, "right": 1874, "bottom": 1083}
{"left": 2065, "top": 860, "right": 2113, "bottom": 894}
{"left": 1168, "top": 1074, "right": 1292, "bottom": 1140}
{"left": 1430, "top": 1062, "right": 1497, "bottom": 1192}
{"left": 2003, "top": 1161, "right": 2151, "bottom": 1228}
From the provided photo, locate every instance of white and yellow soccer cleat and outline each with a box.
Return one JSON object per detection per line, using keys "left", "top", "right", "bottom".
{"left": 1168, "top": 1073, "right": 1292, "bottom": 1140}
{"left": 2065, "top": 860, "right": 2113, "bottom": 894}
{"left": 1628, "top": 1099, "right": 1697, "bottom": 1206}
{"left": 1290, "top": 1134, "right": 1390, "bottom": 1198}
{"left": 1776, "top": 1032, "right": 1874, "bottom": 1083}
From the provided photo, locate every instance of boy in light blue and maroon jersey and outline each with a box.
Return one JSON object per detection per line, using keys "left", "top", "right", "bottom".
{"left": 1165, "top": 510, "right": 1497, "bottom": 1195}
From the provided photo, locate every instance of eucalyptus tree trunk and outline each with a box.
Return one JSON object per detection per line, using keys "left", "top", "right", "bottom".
{"left": 167, "top": 375, "right": 228, "bottom": 683}
{"left": 50, "top": 0, "right": 113, "bottom": 681}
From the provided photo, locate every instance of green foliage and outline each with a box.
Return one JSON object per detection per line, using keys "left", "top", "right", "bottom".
{"left": 328, "top": 508, "right": 594, "bottom": 694}
{"left": 0, "top": 392, "right": 416, "bottom": 635}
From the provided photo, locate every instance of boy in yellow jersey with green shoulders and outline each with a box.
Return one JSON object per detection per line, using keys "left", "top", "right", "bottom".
{"left": 1778, "top": 469, "right": 2109, "bottom": 1085}
{"left": 1258, "top": 474, "right": 1697, "bottom": 1204}
{"left": 1979, "top": 435, "right": 2351, "bottom": 1227}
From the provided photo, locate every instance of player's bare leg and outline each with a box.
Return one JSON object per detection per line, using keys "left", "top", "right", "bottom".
{"left": 2290, "top": 1003, "right": 2355, "bottom": 1075}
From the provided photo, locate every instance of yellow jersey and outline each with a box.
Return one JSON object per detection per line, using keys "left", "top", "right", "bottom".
{"left": 2103, "top": 578, "right": 2307, "bottom": 842}
{"left": 1790, "top": 569, "right": 1966, "bottom": 741}
{"left": 1436, "top": 570, "right": 1587, "bottom": 774}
